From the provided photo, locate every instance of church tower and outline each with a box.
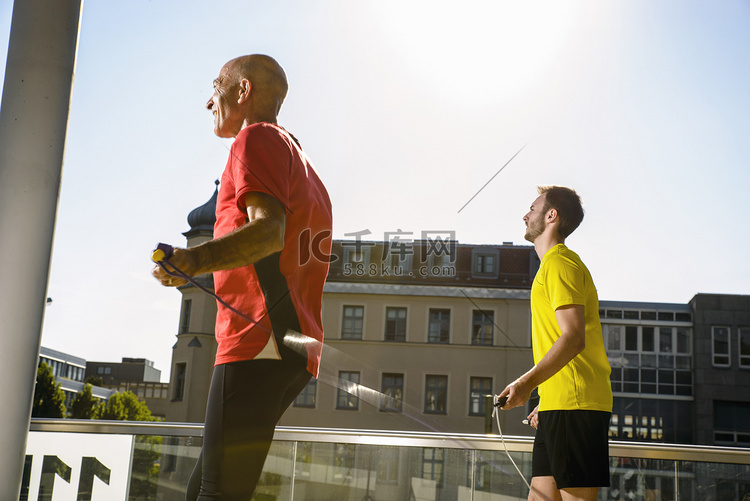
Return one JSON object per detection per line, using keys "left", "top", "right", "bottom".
{"left": 165, "top": 181, "right": 219, "bottom": 423}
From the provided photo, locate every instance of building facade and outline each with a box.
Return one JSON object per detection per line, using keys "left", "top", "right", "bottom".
{"left": 279, "top": 239, "right": 538, "bottom": 437}
{"left": 599, "top": 294, "right": 750, "bottom": 448}
{"left": 162, "top": 188, "right": 750, "bottom": 448}
{"left": 599, "top": 301, "right": 695, "bottom": 444}
{"left": 85, "top": 357, "right": 168, "bottom": 418}
{"left": 691, "top": 293, "right": 750, "bottom": 447}
{"left": 39, "top": 346, "right": 113, "bottom": 411}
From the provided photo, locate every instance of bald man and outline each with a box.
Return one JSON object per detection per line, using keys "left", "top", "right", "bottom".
{"left": 153, "top": 55, "right": 333, "bottom": 500}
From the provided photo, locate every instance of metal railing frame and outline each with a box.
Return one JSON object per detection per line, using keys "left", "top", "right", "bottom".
{"left": 29, "top": 419, "right": 750, "bottom": 465}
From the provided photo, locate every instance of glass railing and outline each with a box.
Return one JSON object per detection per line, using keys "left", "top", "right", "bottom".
{"left": 26, "top": 419, "right": 750, "bottom": 501}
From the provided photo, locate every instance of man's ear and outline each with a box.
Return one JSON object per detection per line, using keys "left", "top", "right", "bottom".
{"left": 546, "top": 208, "right": 558, "bottom": 223}
{"left": 237, "top": 78, "right": 252, "bottom": 104}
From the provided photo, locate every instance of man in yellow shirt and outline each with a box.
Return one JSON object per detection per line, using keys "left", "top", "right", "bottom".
{"left": 498, "top": 186, "right": 612, "bottom": 501}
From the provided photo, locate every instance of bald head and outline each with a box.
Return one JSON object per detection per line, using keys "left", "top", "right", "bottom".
{"left": 225, "top": 54, "right": 288, "bottom": 119}
{"left": 207, "top": 54, "right": 290, "bottom": 137}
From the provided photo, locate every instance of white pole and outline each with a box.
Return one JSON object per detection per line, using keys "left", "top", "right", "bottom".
{"left": 0, "top": 0, "right": 83, "bottom": 497}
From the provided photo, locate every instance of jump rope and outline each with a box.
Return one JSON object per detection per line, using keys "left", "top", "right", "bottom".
{"left": 152, "top": 242, "right": 539, "bottom": 500}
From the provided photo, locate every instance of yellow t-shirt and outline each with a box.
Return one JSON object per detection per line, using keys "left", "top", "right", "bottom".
{"left": 531, "top": 244, "right": 612, "bottom": 412}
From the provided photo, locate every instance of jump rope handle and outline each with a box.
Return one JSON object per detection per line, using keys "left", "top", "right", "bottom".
{"left": 152, "top": 243, "right": 174, "bottom": 263}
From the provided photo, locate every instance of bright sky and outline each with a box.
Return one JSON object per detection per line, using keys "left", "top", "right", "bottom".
{"left": 1, "top": 1, "right": 748, "bottom": 381}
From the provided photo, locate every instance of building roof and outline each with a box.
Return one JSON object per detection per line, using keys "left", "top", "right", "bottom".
{"left": 39, "top": 346, "right": 86, "bottom": 367}
{"left": 327, "top": 239, "right": 538, "bottom": 289}
{"left": 184, "top": 179, "right": 218, "bottom": 236}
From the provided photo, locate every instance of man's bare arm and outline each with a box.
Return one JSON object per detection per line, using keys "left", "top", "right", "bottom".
{"left": 499, "top": 304, "right": 586, "bottom": 408}
{"left": 152, "top": 191, "right": 285, "bottom": 286}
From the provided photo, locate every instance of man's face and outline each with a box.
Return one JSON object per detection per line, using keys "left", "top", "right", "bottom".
{"left": 523, "top": 193, "right": 547, "bottom": 243}
{"left": 206, "top": 65, "right": 242, "bottom": 138}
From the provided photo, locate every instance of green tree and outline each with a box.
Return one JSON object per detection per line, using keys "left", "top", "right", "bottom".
{"left": 98, "top": 391, "right": 155, "bottom": 421}
{"left": 32, "top": 362, "right": 66, "bottom": 418}
{"left": 97, "top": 391, "right": 160, "bottom": 499}
{"left": 69, "top": 383, "right": 103, "bottom": 419}
{"left": 130, "top": 435, "right": 161, "bottom": 500}
{"left": 84, "top": 375, "right": 103, "bottom": 386}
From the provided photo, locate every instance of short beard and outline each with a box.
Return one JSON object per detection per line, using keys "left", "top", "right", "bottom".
{"left": 524, "top": 218, "right": 545, "bottom": 243}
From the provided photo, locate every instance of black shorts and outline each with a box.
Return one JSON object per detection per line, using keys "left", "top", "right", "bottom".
{"left": 532, "top": 410, "right": 611, "bottom": 489}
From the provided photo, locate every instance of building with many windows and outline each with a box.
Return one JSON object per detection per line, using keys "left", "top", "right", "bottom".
{"left": 38, "top": 346, "right": 113, "bottom": 412}
{"left": 690, "top": 293, "right": 750, "bottom": 447}
{"left": 85, "top": 357, "right": 169, "bottom": 418}
{"left": 37, "top": 347, "right": 169, "bottom": 418}
{"left": 279, "top": 238, "right": 538, "bottom": 437}
{"left": 599, "top": 301, "right": 695, "bottom": 444}
{"left": 600, "top": 294, "right": 750, "bottom": 448}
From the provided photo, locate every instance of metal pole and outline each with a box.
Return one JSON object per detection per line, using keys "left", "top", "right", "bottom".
{"left": 0, "top": 0, "right": 83, "bottom": 497}
{"left": 484, "top": 395, "right": 494, "bottom": 434}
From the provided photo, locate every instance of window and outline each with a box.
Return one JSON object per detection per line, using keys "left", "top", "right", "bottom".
{"left": 659, "top": 328, "right": 673, "bottom": 353}
{"left": 642, "top": 327, "right": 655, "bottom": 352}
{"left": 381, "top": 373, "right": 404, "bottom": 412}
{"left": 385, "top": 307, "right": 407, "bottom": 342}
{"left": 469, "top": 377, "right": 492, "bottom": 416}
{"left": 677, "top": 328, "right": 690, "bottom": 354}
{"left": 172, "top": 363, "right": 187, "bottom": 401}
{"left": 343, "top": 246, "right": 370, "bottom": 274}
{"left": 641, "top": 311, "right": 657, "bottom": 321}
{"left": 425, "top": 375, "right": 447, "bottom": 414}
{"left": 473, "top": 253, "right": 496, "bottom": 275}
{"left": 712, "top": 326, "right": 731, "bottom": 367}
{"left": 180, "top": 299, "right": 192, "bottom": 334}
{"left": 341, "top": 305, "right": 364, "bottom": 340}
{"left": 377, "top": 447, "right": 400, "bottom": 484}
{"left": 427, "top": 252, "right": 456, "bottom": 277}
{"left": 676, "top": 312, "right": 692, "bottom": 322}
{"left": 387, "top": 248, "right": 412, "bottom": 275}
{"left": 606, "top": 325, "right": 692, "bottom": 396}
{"left": 607, "top": 325, "right": 622, "bottom": 351}
{"left": 336, "top": 371, "right": 360, "bottom": 410}
{"left": 608, "top": 398, "right": 697, "bottom": 443}
{"left": 625, "top": 326, "right": 638, "bottom": 351}
{"left": 294, "top": 378, "right": 317, "bottom": 408}
{"left": 740, "top": 328, "right": 750, "bottom": 369}
{"left": 714, "top": 401, "right": 750, "bottom": 445}
{"left": 658, "top": 312, "right": 674, "bottom": 321}
{"left": 428, "top": 309, "right": 450, "bottom": 344}
{"left": 471, "top": 310, "right": 493, "bottom": 346}
{"left": 421, "top": 448, "right": 444, "bottom": 486}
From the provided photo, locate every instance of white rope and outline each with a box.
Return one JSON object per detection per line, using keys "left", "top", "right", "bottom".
{"left": 492, "top": 402, "right": 540, "bottom": 501}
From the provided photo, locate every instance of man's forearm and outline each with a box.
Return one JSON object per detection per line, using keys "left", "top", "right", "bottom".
{"left": 518, "top": 330, "right": 584, "bottom": 389}
{"left": 186, "top": 216, "right": 284, "bottom": 275}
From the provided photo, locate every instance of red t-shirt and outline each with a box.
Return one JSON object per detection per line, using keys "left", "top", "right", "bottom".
{"left": 213, "top": 123, "right": 332, "bottom": 376}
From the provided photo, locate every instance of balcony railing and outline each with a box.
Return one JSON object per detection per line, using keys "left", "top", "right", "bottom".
{"left": 25, "top": 419, "right": 750, "bottom": 500}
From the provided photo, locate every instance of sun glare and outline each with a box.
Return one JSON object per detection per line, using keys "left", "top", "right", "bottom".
{"left": 369, "top": 2, "right": 587, "bottom": 107}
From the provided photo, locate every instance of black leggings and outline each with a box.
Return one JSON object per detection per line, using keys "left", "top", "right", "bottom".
{"left": 186, "top": 357, "right": 311, "bottom": 500}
